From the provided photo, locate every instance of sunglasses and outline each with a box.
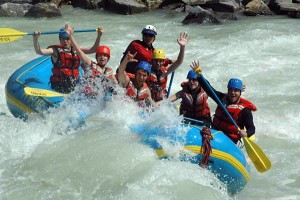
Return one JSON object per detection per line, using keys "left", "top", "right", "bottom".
{"left": 60, "top": 37, "right": 70, "bottom": 40}
{"left": 143, "top": 33, "right": 155, "bottom": 38}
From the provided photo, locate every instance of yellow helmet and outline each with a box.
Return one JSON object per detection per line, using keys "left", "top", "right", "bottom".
{"left": 152, "top": 49, "right": 166, "bottom": 60}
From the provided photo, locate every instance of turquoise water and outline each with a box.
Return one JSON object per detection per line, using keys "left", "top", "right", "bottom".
{"left": 0, "top": 6, "right": 300, "bottom": 199}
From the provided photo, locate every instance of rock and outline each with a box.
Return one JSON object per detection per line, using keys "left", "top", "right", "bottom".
{"left": 71, "top": 0, "right": 104, "bottom": 9}
{"left": 205, "top": 0, "right": 241, "bottom": 13}
{"left": 244, "top": 0, "right": 273, "bottom": 16}
{"left": 24, "top": 2, "right": 61, "bottom": 17}
{"left": 182, "top": 6, "right": 222, "bottom": 24}
{"left": 0, "top": 0, "right": 33, "bottom": 4}
{"left": 0, "top": 3, "right": 32, "bottom": 16}
{"left": 107, "top": 0, "right": 148, "bottom": 14}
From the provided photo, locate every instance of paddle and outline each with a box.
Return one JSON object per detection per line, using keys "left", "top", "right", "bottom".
{"left": 197, "top": 72, "right": 271, "bottom": 173}
{"left": 167, "top": 71, "right": 175, "bottom": 98}
{"left": 0, "top": 28, "right": 97, "bottom": 43}
{"left": 24, "top": 87, "right": 67, "bottom": 97}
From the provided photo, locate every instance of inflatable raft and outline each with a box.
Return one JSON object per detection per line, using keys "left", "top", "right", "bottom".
{"left": 5, "top": 56, "right": 250, "bottom": 194}
{"left": 5, "top": 56, "right": 64, "bottom": 119}
{"left": 130, "top": 122, "right": 250, "bottom": 194}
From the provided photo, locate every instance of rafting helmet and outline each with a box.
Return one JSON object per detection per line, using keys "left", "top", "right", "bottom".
{"left": 58, "top": 27, "right": 69, "bottom": 39}
{"left": 141, "top": 25, "right": 157, "bottom": 36}
{"left": 152, "top": 49, "right": 165, "bottom": 60}
{"left": 96, "top": 46, "right": 110, "bottom": 59}
{"left": 136, "top": 61, "right": 151, "bottom": 75}
{"left": 227, "top": 78, "right": 243, "bottom": 91}
{"left": 187, "top": 70, "right": 198, "bottom": 79}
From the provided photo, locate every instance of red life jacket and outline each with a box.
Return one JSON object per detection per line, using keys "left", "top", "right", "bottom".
{"left": 49, "top": 44, "right": 81, "bottom": 84}
{"left": 89, "top": 61, "right": 114, "bottom": 79}
{"left": 127, "top": 40, "right": 153, "bottom": 64}
{"left": 180, "top": 82, "right": 211, "bottom": 121}
{"left": 147, "top": 67, "right": 168, "bottom": 101}
{"left": 212, "top": 97, "right": 257, "bottom": 141}
{"left": 126, "top": 76, "right": 149, "bottom": 102}
{"left": 84, "top": 61, "right": 115, "bottom": 97}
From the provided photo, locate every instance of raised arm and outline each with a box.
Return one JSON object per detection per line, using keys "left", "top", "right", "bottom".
{"left": 32, "top": 31, "right": 54, "bottom": 55}
{"left": 118, "top": 51, "right": 137, "bottom": 87}
{"left": 81, "top": 26, "right": 103, "bottom": 54}
{"left": 190, "top": 60, "right": 226, "bottom": 104}
{"left": 166, "top": 32, "right": 188, "bottom": 76}
{"left": 65, "top": 24, "right": 91, "bottom": 67}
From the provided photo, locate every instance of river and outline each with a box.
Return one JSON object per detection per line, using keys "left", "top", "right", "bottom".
{"left": 0, "top": 6, "right": 299, "bottom": 200}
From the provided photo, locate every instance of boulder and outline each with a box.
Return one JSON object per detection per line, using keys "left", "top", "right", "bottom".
{"left": 25, "top": 2, "right": 61, "bottom": 17}
{"left": 0, "top": 3, "right": 32, "bottom": 16}
{"left": 0, "top": 0, "right": 33, "bottom": 4}
{"left": 244, "top": 0, "right": 273, "bottom": 16}
{"left": 205, "top": 0, "right": 241, "bottom": 13}
{"left": 107, "top": 0, "right": 148, "bottom": 14}
{"left": 71, "top": 0, "right": 104, "bottom": 9}
{"left": 182, "top": 6, "right": 222, "bottom": 24}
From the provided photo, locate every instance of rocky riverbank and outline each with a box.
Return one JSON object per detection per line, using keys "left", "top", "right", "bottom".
{"left": 0, "top": 0, "right": 299, "bottom": 24}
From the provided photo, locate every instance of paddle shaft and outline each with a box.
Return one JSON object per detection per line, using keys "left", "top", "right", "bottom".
{"left": 30, "top": 29, "right": 97, "bottom": 35}
{"left": 199, "top": 74, "right": 241, "bottom": 131}
{"left": 1, "top": 29, "right": 97, "bottom": 37}
{"left": 167, "top": 71, "right": 175, "bottom": 98}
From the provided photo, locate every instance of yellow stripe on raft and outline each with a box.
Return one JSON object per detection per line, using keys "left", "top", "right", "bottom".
{"left": 155, "top": 145, "right": 249, "bottom": 181}
{"left": 5, "top": 88, "right": 35, "bottom": 114}
{"left": 185, "top": 145, "right": 250, "bottom": 181}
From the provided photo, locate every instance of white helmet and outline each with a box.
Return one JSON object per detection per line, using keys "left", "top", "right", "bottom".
{"left": 141, "top": 25, "right": 157, "bottom": 35}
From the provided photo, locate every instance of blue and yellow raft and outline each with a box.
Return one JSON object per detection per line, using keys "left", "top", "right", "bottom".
{"left": 130, "top": 122, "right": 250, "bottom": 194}
{"left": 5, "top": 56, "right": 64, "bottom": 119}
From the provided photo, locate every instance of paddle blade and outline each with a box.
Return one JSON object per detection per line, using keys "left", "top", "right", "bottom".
{"left": 0, "top": 28, "right": 27, "bottom": 43}
{"left": 24, "top": 87, "right": 66, "bottom": 97}
{"left": 243, "top": 137, "right": 271, "bottom": 173}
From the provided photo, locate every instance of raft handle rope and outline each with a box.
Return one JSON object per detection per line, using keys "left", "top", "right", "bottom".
{"left": 199, "top": 126, "right": 212, "bottom": 168}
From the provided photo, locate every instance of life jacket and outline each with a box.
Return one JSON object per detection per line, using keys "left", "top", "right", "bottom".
{"left": 212, "top": 97, "right": 257, "bottom": 142}
{"left": 128, "top": 40, "right": 153, "bottom": 64}
{"left": 84, "top": 61, "right": 114, "bottom": 97}
{"left": 147, "top": 67, "right": 168, "bottom": 102}
{"left": 89, "top": 61, "right": 114, "bottom": 80}
{"left": 126, "top": 75, "right": 149, "bottom": 104}
{"left": 180, "top": 81, "right": 211, "bottom": 121}
{"left": 49, "top": 44, "right": 80, "bottom": 86}
{"left": 121, "top": 40, "right": 154, "bottom": 74}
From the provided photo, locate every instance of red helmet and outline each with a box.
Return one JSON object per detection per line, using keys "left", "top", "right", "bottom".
{"left": 96, "top": 46, "right": 110, "bottom": 59}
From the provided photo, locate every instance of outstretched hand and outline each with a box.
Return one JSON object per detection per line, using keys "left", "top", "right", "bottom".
{"left": 97, "top": 26, "right": 103, "bottom": 36}
{"left": 33, "top": 31, "right": 41, "bottom": 38}
{"left": 64, "top": 23, "right": 74, "bottom": 36}
{"left": 190, "top": 60, "right": 202, "bottom": 74}
{"left": 177, "top": 32, "right": 188, "bottom": 47}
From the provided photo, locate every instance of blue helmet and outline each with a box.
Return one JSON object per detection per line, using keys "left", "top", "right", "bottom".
{"left": 227, "top": 78, "right": 243, "bottom": 91}
{"left": 136, "top": 61, "right": 151, "bottom": 75}
{"left": 58, "top": 27, "right": 69, "bottom": 39}
{"left": 187, "top": 70, "right": 198, "bottom": 79}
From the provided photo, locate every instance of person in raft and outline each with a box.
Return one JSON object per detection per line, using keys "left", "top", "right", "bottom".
{"left": 191, "top": 60, "right": 257, "bottom": 144}
{"left": 147, "top": 32, "right": 188, "bottom": 102}
{"left": 168, "top": 70, "right": 211, "bottom": 126}
{"left": 32, "top": 24, "right": 102, "bottom": 94}
{"left": 119, "top": 25, "right": 172, "bottom": 74}
{"left": 64, "top": 24, "right": 118, "bottom": 98}
{"left": 118, "top": 51, "right": 157, "bottom": 108}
